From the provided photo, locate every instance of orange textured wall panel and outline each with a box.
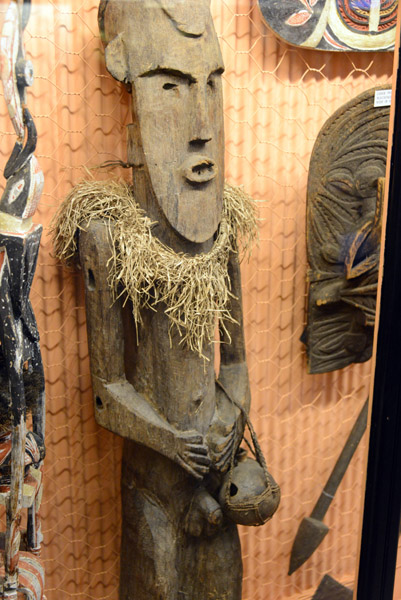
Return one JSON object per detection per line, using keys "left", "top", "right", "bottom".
{"left": 0, "top": 1, "right": 395, "bottom": 599}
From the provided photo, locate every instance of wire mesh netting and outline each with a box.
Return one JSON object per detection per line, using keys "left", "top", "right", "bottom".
{"left": 0, "top": 0, "right": 396, "bottom": 598}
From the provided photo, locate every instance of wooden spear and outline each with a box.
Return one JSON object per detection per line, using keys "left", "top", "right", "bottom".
{"left": 288, "top": 397, "right": 369, "bottom": 575}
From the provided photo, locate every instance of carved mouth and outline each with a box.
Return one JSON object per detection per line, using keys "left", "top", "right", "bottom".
{"left": 182, "top": 155, "right": 217, "bottom": 184}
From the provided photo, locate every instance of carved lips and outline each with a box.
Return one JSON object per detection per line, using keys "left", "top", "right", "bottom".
{"left": 181, "top": 155, "right": 217, "bottom": 184}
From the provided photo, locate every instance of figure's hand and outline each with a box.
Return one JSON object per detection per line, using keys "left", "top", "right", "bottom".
{"left": 207, "top": 382, "right": 242, "bottom": 472}
{"left": 174, "top": 430, "right": 211, "bottom": 480}
{"left": 207, "top": 419, "right": 240, "bottom": 473}
{"left": 207, "top": 367, "right": 250, "bottom": 473}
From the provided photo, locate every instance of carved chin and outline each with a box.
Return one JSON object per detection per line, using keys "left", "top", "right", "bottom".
{"left": 162, "top": 194, "right": 223, "bottom": 244}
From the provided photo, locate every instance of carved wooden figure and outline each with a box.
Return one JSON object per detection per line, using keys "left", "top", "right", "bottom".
{"left": 303, "top": 86, "right": 390, "bottom": 373}
{"left": 0, "top": 1, "right": 46, "bottom": 598}
{"left": 56, "top": 1, "right": 280, "bottom": 598}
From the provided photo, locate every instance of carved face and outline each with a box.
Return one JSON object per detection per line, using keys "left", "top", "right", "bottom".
{"left": 100, "top": 1, "right": 225, "bottom": 243}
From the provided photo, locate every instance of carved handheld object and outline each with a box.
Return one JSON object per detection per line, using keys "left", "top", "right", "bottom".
{"left": 0, "top": 1, "right": 46, "bottom": 598}
{"left": 289, "top": 398, "right": 368, "bottom": 574}
{"left": 303, "top": 86, "right": 390, "bottom": 374}
{"left": 312, "top": 575, "right": 353, "bottom": 600}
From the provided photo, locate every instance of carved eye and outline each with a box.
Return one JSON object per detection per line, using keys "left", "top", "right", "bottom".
{"left": 325, "top": 169, "right": 355, "bottom": 195}
{"left": 163, "top": 82, "right": 178, "bottom": 90}
{"left": 207, "top": 78, "right": 215, "bottom": 89}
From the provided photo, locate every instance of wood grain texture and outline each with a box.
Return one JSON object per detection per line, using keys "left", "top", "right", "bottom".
{"left": 100, "top": 0, "right": 225, "bottom": 244}
{"left": 79, "top": 220, "right": 252, "bottom": 599}
{"left": 75, "top": 2, "right": 279, "bottom": 597}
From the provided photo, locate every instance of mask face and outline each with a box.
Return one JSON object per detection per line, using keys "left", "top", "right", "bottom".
{"left": 100, "top": 1, "right": 225, "bottom": 243}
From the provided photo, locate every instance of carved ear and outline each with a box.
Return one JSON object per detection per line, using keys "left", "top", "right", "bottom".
{"left": 104, "top": 33, "right": 129, "bottom": 83}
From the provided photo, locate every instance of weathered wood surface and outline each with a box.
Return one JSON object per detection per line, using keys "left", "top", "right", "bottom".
{"left": 101, "top": 0, "right": 225, "bottom": 245}
{"left": 258, "top": 0, "right": 398, "bottom": 52}
{"left": 80, "top": 221, "right": 248, "bottom": 600}
{"left": 77, "top": 1, "right": 279, "bottom": 598}
{"left": 303, "top": 86, "right": 390, "bottom": 374}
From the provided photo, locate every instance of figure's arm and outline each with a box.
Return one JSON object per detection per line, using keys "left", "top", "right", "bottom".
{"left": 79, "top": 221, "right": 210, "bottom": 480}
{"left": 207, "top": 250, "right": 251, "bottom": 471}
{"left": 218, "top": 249, "right": 251, "bottom": 415}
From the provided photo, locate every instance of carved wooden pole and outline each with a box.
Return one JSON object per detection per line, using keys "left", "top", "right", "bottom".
{"left": 0, "top": 0, "right": 46, "bottom": 597}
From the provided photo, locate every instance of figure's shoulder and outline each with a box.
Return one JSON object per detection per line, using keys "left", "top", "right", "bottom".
{"left": 79, "top": 220, "right": 115, "bottom": 265}
{"left": 52, "top": 178, "right": 132, "bottom": 266}
{"left": 80, "top": 218, "right": 114, "bottom": 239}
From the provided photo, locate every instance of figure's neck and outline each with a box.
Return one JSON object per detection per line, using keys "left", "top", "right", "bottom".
{"left": 131, "top": 168, "right": 214, "bottom": 256}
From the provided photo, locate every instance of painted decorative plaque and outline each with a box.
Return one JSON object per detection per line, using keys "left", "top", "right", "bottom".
{"left": 258, "top": 0, "right": 398, "bottom": 51}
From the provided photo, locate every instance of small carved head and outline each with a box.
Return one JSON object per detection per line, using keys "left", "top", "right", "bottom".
{"left": 98, "top": 0, "right": 225, "bottom": 243}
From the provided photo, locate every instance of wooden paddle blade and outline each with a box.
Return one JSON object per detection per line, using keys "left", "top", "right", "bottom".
{"left": 288, "top": 516, "right": 329, "bottom": 575}
{"left": 312, "top": 574, "right": 353, "bottom": 599}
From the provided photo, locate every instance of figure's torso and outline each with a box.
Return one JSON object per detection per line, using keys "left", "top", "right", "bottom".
{"left": 123, "top": 301, "right": 216, "bottom": 435}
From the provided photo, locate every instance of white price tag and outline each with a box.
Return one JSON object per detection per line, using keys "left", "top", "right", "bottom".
{"left": 374, "top": 89, "right": 392, "bottom": 108}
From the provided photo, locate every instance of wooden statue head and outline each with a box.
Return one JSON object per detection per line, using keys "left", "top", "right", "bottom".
{"left": 98, "top": 0, "right": 225, "bottom": 243}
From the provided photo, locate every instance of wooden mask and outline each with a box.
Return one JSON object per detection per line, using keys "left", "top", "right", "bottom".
{"left": 303, "top": 86, "right": 390, "bottom": 373}
{"left": 98, "top": 0, "right": 225, "bottom": 244}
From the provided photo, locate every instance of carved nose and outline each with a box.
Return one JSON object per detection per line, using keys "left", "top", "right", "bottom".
{"left": 189, "top": 88, "right": 212, "bottom": 146}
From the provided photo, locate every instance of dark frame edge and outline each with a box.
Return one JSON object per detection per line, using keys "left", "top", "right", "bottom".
{"left": 357, "top": 26, "right": 401, "bottom": 600}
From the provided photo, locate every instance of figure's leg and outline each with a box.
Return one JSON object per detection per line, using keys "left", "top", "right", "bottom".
{"left": 178, "top": 520, "right": 243, "bottom": 600}
{"left": 120, "top": 481, "right": 178, "bottom": 600}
